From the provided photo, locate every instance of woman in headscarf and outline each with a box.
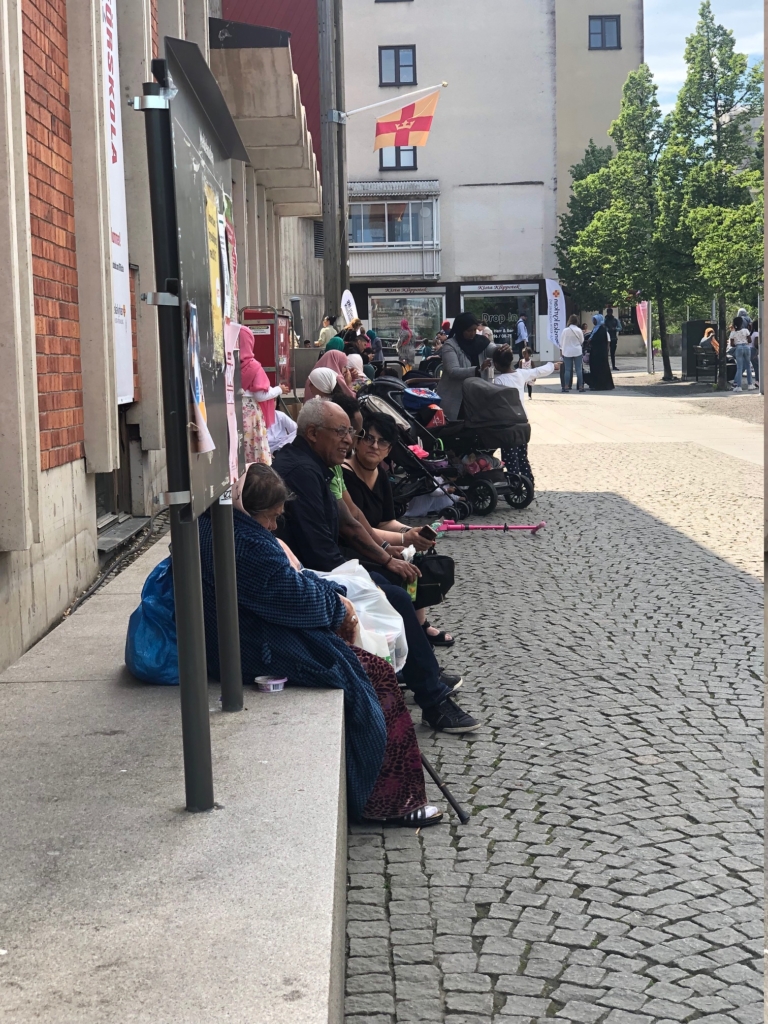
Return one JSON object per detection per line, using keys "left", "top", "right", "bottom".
{"left": 324, "top": 334, "right": 345, "bottom": 353}
{"left": 239, "top": 324, "right": 290, "bottom": 464}
{"left": 346, "top": 353, "right": 368, "bottom": 382}
{"left": 197, "top": 463, "right": 443, "bottom": 826}
{"left": 303, "top": 349, "right": 355, "bottom": 402}
{"left": 398, "top": 318, "right": 416, "bottom": 370}
{"left": 582, "top": 314, "right": 614, "bottom": 391}
{"left": 436, "top": 311, "right": 497, "bottom": 420}
{"left": 367, "top": 329, "right": 383, "bottom": 372}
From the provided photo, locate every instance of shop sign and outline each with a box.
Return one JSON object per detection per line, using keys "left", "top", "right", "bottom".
{"left": 101, "top": 0, "right": 134, "bottom": 403}
{"left": 460, "top": 283, "right": 539, "bottom": 294}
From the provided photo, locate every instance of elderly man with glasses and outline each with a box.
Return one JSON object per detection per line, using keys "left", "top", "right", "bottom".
{"left": 273, "top": 398, "right": 480, "bottom": 734}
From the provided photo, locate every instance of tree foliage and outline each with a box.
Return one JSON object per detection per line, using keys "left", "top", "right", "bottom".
{"left": 554, "top": 1, "right": 763, "bottom": 382}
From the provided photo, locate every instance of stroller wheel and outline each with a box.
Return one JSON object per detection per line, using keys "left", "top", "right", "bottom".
{"left": 504, "top": 474, "right": 534, "bottom": 510}
{"left": 444, "top": 498, "right": 472, "bottom": 521}
{"left": 394, "top": 501, "right": 408, "bottom": 518}
{"left": 468, "top": 479, "right": 498, "bottom": 516}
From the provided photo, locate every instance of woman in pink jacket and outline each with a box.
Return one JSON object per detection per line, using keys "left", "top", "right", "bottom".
{"left": 239, "top": 325, "right": 289, "bottom": 465}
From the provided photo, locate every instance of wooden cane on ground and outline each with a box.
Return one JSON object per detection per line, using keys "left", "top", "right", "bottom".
{"left": 421, "top": 753, "right": 471, "bottom": 824}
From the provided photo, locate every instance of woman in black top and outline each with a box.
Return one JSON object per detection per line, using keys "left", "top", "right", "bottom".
{"left": 342, "top": 411, "right": 456, "bottom": 647}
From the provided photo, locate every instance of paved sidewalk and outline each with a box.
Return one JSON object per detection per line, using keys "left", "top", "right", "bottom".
{"left": 344, "top": 387, "right": 763, "bottom": 1024}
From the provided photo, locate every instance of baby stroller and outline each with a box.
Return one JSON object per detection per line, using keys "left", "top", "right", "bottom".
{"left": 358, "top": 377, "right": 534, "bottom": 514}
{"left": 357, "top": 392, "right": 474, "bottom": 520}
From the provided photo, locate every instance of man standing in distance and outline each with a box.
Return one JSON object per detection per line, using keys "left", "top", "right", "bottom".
{"left": 604, "top": 307, "right": 622, "bottom": 372}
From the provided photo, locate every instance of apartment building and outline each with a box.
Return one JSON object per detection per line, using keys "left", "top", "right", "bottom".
{"left": 0, "top": 0, "right": 322, "bottom": 671}
{"left": 343, "top": 0, "right": 643, "bottom": 353}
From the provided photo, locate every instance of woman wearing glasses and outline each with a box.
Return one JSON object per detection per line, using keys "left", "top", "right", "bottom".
{"left": 342, "top": 409, "right": 456, "bottom": 648}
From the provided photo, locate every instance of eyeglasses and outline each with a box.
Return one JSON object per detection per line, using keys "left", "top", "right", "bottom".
{"left": 319, "top": 425, "right": 365, "bottom": 440}
{"left": 360, "top": 433, "right": 392, "bottom": 450}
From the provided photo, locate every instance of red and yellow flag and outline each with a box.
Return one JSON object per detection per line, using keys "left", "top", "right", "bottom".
{"left": 374, "top": 90, "right": 441, "bottom": 151}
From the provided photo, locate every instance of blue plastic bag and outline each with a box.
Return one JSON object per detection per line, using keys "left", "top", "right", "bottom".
{"left": 402, "top": 387, "right": 441, "bottom": 411}
{"left": 125, "top": 556, "right": 179, "bottom": 685}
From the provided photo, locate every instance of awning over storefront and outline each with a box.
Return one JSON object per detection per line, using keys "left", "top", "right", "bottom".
{"left": 348, "top": 179, "right": 441, "bottom": 200}
{"left": 209, "top": 18, "right": 322, "bottom": 217}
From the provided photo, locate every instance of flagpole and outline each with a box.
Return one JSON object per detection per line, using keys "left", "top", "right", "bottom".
{"left": 344, "top": 82, "right": 447, "bottom": 119}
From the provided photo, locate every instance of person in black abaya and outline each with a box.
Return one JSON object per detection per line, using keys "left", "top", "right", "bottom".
{"left": 582, "top": 314, "right": 615, "bottom": 391}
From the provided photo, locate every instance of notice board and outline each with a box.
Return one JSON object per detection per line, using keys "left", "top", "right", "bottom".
{"left": 165, "top": 38, "right": 248, "bottom": 519}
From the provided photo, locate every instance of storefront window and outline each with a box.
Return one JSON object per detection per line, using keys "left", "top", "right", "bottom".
{"left": 462, "top": 293, "right": 537, "bottom": 349}
{"left": 369, "top": 293, "right": 444, "bottom": 344}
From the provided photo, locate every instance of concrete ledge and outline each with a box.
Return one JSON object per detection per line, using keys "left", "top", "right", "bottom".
{"left": 0, "top": 540, "right": 346, "bottom": 1024}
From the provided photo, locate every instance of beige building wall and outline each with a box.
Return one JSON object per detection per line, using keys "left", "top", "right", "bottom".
{"left": 556, "top": 0, "right": 644, "bottom": 215}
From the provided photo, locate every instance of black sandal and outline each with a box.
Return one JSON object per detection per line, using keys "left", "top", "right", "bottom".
{"left": 423, "top": 621, "right": 455, "bottom": 647}
{"left": 364, "top": 805, "right": 444, "bottom": 828}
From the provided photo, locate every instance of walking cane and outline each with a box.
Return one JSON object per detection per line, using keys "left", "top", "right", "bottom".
{"left": 421, "top": 753, "right": 471, "bottom": 824}
{"left": 436, "top": 521, "right": 546, "bottom": 534}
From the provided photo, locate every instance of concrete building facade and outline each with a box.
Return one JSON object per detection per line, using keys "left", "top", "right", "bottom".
{"left": 342, "top": 0, "right": 643, "bottom": 354}
{"left": 556, "top": 0, "right": 644, "bottom": 215}
{"left": 0, "top": 0, "right": 323, "bottom": 671}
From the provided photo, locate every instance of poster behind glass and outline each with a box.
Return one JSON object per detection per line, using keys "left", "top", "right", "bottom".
{"left": 167, "top": 41, "right": 243, "bottom": 519}
{"left": 369, "top": 294, "right": 445, "bottom": 345}
{"left": 462, "top": 294, "right": 537, "bottom": 349}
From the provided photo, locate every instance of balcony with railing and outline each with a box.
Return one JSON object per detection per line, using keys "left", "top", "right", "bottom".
{"left": 348, "top": 180, "right": 440, "bottom": 279}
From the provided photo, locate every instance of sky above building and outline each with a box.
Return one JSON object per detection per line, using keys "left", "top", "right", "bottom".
{"left": 644, "top": 0, "right": 764, "bottom": 112}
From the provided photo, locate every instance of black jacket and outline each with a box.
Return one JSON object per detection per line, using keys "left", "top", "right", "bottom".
{"left": 272, "top": 437, "right": 344, "bottom": 571}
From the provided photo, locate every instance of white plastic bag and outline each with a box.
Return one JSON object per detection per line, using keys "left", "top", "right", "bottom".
{"left": 310, "top": 560, "right": 409, "bottom": 672}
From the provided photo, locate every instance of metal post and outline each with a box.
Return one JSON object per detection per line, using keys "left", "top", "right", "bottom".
{"left": 759, "top": 294, "right": 764, "bottom": 396}
{"left": 318, "top": 0, "right": 345, "bottom": 314}
{"left": 334, "top": 0, "right": 349, "bottom": 296}
{"left": 140, "top": 80, "right": 214, "bottom": 812}
{"left": 210, "top": 499, "right": 243, "bottom": 711}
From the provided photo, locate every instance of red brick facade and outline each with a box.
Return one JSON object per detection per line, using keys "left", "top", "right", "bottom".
{"left": 22, "top": 0, "right": 84, "bottom": 470}
{"left": 150, "top": 0, "right": 158, "bottom": 59}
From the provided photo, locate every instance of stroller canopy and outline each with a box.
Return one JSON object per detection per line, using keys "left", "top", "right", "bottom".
{"left": 442, "top": 377, "right": 531, "bottom": 449}
{"left": 461, "top": 378, "right": 528, "bottom": 428}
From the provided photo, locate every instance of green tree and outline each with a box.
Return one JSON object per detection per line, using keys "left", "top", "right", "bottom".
{"left": 554, "top": 141, "right": 613, "bottom": 310}
{"left": 564, "top": 65, "right": 681, "bottom": 379}
{"left": 669, "top": 0, "right": 764, "bottom": 386}
{"left": 689, "top": 173, "right": 764, "bottom": 298}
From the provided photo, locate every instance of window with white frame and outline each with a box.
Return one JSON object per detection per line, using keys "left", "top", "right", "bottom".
{"left": 349, "top": 199, "right": 437, "bottom": 246}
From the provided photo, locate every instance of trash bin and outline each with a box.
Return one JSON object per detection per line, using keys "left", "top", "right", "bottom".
{"left": 681, "top": 319, "right": 716, "bottom": 380}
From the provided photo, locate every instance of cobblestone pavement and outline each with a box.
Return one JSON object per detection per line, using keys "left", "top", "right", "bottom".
{"left": 344, "top": 433, "right": 763, "bottom": 1024}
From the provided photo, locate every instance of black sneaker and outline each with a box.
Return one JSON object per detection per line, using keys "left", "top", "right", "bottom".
{"left": 439, "top": 669, "right": 463, "bottom": 694}
{"left": 422, "top": 697, "right": 480, "bottom": 734}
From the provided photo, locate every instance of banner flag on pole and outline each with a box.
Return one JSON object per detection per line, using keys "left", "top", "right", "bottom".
{"left": 545, "top": 280, "right": 564, "bottom": 350}
{"left": 636, "top": 301, "right": 649, "bottom": 350}
{"left": 374, "top": 90, "right": 441, "bottom": 151}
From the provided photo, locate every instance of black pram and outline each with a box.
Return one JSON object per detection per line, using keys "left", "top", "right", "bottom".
{"left": 358, "top": 376, "right": 535, "bottom": 515}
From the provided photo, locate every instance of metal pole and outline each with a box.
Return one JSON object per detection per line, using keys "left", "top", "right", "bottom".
{"left": 646, "top": 301, "right": 653, "bottom": 374}
{"left": 318, "top": 0, "right": 343, "bottom": 315}
{"left": 759, "top": 294, "right": 764, "bottom": 396}
{"left": 334, "top": 0, "right": 349, "bottom": 296}
{"left": 141, "top": 79, "right": 214, "bottom": 812}
{"left": 210, "top": 499, "right": 243, "bottom": 711}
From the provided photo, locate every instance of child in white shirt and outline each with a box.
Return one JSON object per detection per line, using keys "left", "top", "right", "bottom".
{"left": 491, "top": 348, "right": 561, "bottom": 487}
{"left": 493, "top": 347, "right": 559, "bottom": 401}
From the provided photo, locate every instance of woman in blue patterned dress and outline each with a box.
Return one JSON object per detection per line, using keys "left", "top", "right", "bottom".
{"left": 197, "top": 464, "right": 442, "bottom": 826}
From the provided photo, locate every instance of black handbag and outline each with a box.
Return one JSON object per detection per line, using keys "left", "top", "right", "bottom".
{"left": 413, "top": 550, "right": 455, "bottom": 609}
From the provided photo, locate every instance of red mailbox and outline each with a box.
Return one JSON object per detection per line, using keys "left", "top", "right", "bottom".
{"left": 240, "top": 306, "right": 292, "bottom": 388}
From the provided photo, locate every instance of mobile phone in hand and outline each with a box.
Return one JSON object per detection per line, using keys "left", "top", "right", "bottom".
{"left": 419, "top": 525, "right": 438, "bottom": 541}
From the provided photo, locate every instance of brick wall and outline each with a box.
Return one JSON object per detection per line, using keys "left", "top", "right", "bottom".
{"left": 150, "top": 0, "right": 158, "bottom": 59}
{"left": 22, "top": 0, "right": 84, "bottom": 470}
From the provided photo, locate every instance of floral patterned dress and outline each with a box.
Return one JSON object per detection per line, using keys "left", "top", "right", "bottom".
{"left": 242, "top": 395, "right": 272, "bottom": 465}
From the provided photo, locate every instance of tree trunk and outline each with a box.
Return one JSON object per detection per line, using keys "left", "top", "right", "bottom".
{"left": 716, "top": 293, "right": 729, "bottom": 391}
{"left": 655, "top": 285, "right": 674, "bottom": 380}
